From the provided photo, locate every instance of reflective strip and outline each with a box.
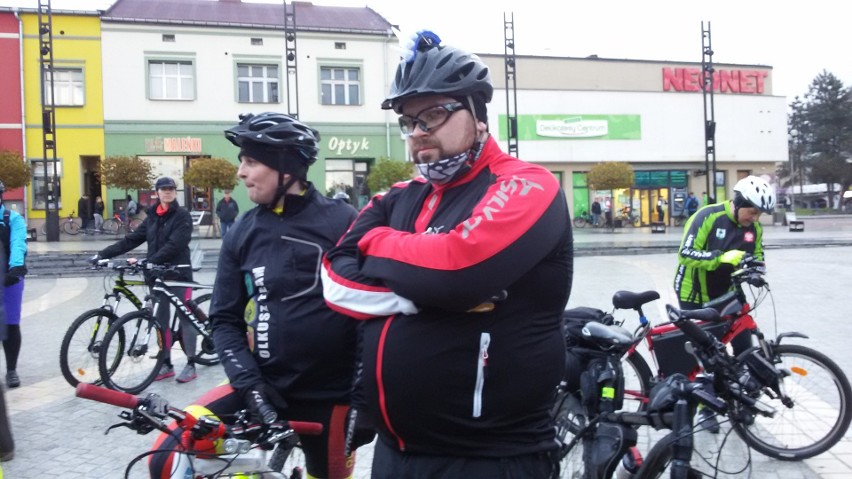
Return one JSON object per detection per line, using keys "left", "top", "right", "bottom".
{"left": 473, "top": 332, "right": 491, "bottom": 418}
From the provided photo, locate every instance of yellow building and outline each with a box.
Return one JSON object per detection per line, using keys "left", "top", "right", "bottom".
{"left": 21, "top": 10, "right": 104, "bottom": 229}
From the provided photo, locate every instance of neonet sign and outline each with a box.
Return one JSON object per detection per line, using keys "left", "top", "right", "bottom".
{"left": 662, "top": 67, "right": 768, "bottom": 94}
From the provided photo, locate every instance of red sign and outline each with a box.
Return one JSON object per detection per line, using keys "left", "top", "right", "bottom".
{"left": 662, "top": 67, "right": 768, "bottom": 94}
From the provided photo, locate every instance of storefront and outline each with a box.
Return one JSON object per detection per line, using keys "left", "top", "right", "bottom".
{"left": 105, "top": 123, "right": 400, "bottom": 216}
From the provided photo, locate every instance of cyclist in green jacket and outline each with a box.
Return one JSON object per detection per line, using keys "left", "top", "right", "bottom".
{"left": 673, "top": 175, "right": 775, "bottom": 431}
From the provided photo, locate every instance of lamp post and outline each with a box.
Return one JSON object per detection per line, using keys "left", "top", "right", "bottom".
{"left": 788, "top": 129, "right": 799, "bottom": 212}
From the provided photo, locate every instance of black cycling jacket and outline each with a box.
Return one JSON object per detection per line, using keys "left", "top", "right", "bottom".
{"left": 211, "top": 185, "right": 359, "bottom": 402}
{"left": 323, "top": 137, "right": 574, "bottom": 457}
{"left": 99, "top": 201, "right": 193, "bottom": 281}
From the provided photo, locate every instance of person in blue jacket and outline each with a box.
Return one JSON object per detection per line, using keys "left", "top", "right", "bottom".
{"left": 0, "top": 180, "right": 28, "bottom": 389}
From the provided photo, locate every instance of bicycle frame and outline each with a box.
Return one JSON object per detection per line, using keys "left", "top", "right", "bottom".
{"left": 102, "top": 273, "right": 146, "bottom": 312}
{"left": 146, "top": 278, "right": 213, "bottom": 349}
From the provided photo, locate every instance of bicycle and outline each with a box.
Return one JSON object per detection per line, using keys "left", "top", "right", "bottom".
{"left": 555, "top": 289, "right": 660, "bottom": 478}
{"left": 102, "top": 212, "right": 143, "bottom": 235}
{"left": 633, "top": 304, "right": 790, "bottom": 478}
{"left": 573, "top": 210, "right": 604, "bottom": 228}
{"left": 75, "top": 383, "right": 321, "bottom": 479}
{"left": 615, "top": 207, "right": 641, "bottom": 227}
{"left": 672, "top": 212, "right": 691, "bottom": 227}
{"left": 556, "top": 304, "right": 787, "bottom": 478}
{"left": 59, "top": 260, "right": 147, "bottom": 387}
{"left": 40, "top": 210, "right": 82, "bottom": 236}
{"left": 623, "top": 256, "right": 852, "bottom": 460}
{"left": 97, "top": 263, "right": 218, "bottom": 394}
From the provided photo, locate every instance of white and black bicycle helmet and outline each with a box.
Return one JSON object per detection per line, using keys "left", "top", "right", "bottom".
{"left": 382, "top": 32, "right": 493, "bottom": 113}
{"left": 733, "top": 175, "right": 776, "bottom": 214}
{"left": 224, "top": 112, "right": 320, "bottom": 179}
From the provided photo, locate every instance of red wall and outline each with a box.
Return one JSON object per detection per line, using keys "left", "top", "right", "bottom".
{"left": 0, "top": 12, "right": 24, "bottom": 201}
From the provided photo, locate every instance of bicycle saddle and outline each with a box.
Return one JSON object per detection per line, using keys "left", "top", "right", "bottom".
{"left": 581, "top": 321, "right": 634, "bottom": 348}
{"left": 612, "top": 290, "right": 661, "bottom": 310}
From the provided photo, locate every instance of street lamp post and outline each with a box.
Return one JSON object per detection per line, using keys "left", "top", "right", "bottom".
{"left": 789, "top": 129, "right": 799, "bottom": 212}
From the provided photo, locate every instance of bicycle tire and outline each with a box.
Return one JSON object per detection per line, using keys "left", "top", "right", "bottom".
{"left": 129, "top": 218, "right": 143, "bottom": 232}
{"left": 554, "top": 392, "right": 588, "bottom": 479}
{"left": 102, "top": 218, "right": 120, "bottom": 235}
{"left": 59, "top": 308, "right": 123, "bottom": 387}
{"left": 63, "top": 219, "right": 81, "bottom": 235}
{"left": 177, "top": 293, "right": 219, "bottom": 367}
{"left": 623, "top": 352, "right": 653, "bottom": 412}
{"left": 572, "top": 217, "right": 587, "bottom": 228}
{"left": 98, "top": 310, "right": 166, "bottom": 394}
{"left": 732, "top": 343, "right": 852, "bottom": 460}
{"left": 634, "top": 432, "right": 703, "bottom": 479}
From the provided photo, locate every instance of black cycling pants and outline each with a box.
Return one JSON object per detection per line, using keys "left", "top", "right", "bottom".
{"left": 371, "top": 438, "right": 556, "bottom": 479}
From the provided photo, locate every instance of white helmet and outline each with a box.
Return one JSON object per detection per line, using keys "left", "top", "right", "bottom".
{"left": 733, "top": 175, "right": 775, "bottom": 213}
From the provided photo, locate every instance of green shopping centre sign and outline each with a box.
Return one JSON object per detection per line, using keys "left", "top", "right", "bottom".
{"left": 498, "top": 114, "right": 642, "bottom": 140}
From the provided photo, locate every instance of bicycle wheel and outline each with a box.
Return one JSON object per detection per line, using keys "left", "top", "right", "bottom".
{"left": 572, "top": 217, "right": 587, "bottom": 228}
{"left": 102, "top": 218, "right": 120, "bottom": 234}
{"left": 98, "top": 311, "right": 166, "bottom": 394}
{"left": 634, "top": 432, "right": 704, "bottom": 479}
{"left": 623, "top": 352, "right": 653, "bottom": 412}
{"left": 129, "top": 218, "right": 143, "bottom": 232}
{"left": 63, "top": 219, "right": 81, "bottom": 235}
{"left": 59, "top": 308, "right": 123, "bottom": 387}
{"left": 177, "top": 293, "right": 219, "bottom": 367}
{"left": 553, "top": 391, "right": 588, "bottom": 478}
{"left": 269, "top": 443, "right": 307, "bottom": 478}
{"left": 732, "top": 344, "right": 852, "bottom": 460}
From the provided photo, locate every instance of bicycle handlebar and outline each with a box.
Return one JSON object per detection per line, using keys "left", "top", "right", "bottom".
{"left": 75, "top": 383, "right": 324, "bottom": 437}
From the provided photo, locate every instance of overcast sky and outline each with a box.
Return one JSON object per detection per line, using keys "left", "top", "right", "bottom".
{"left": 2, "top": 0, "right": 847, "bottom": 102}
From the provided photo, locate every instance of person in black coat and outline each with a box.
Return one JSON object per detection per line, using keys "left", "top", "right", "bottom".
{"left": 92, "top": 177, "right": 199, "bottom": 383}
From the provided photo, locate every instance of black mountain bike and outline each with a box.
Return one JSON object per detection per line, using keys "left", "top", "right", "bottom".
{"left": 97, "top": 263, "right": 218, "bottom": 394}
{"left": 59, "top": 261, "right": 147, "bottom": 387}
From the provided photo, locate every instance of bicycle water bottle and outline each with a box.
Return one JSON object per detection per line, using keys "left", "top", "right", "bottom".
{"left": 614, "top": 447, "right": 642, "bottom": 479}
{"left": 186, "top": 299, "right": 208, "bottom": 322}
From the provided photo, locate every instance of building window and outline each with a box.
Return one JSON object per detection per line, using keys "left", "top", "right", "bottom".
{"left": 162, "top": 34, "right": 175, "bottom": 42}
{"left": 30, "top": 159, "right": 63, "bottom": 210}
{"left": 237, "top": 64, "right": 279, "bottom": 103}
{"left": 320, "top": 66, "right": 360, "bottom": 105}
{"left": 334, "top": 42, "right": 346, "bottom": 50}
{"left": 251, "top": 37, "right": 263, "bottom": 46}
{"left": 44, "top": 68, "right": 84, "bottom": 106}
{"left": 148, "top": 60, "right": 195, "bottom": 100}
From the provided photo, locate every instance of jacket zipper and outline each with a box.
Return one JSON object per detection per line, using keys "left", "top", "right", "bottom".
{"left": 473, "top": 332, "right": 491, "bottom": 418}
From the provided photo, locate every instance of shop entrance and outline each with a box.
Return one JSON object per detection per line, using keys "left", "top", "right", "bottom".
{"left": 633, "top": 188, "right": 670, "bottom": 225}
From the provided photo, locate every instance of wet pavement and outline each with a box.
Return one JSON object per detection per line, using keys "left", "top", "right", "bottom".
{"left": 4, "top": 216, "right": 852, "bottom": 477}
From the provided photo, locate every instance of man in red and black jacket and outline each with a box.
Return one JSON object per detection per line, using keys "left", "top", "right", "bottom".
{"left": 323, "top": 31, "right": 573, "bottom": 478}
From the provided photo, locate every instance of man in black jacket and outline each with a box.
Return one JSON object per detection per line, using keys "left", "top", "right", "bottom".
{"left": 147, "top": 113, "right": 360, "bottom": 479}
{"left": 215, "top": 189, "right": 239, "bottom": 237}
{"left": 91, "top": 176, "right": 198, "bottom": 383}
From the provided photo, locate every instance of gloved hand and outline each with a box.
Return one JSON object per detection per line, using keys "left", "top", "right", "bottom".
{"left": 241, "top": 383, "right": 287, "bottom": 425}
{"left": 3, "top": 266, "right": 26, "bottom": 287}
{"left": 719, "top": 250, "right": 745, "bottom": 266}
{"left": 344, "top": 407, "right": 376, "bottom": 456}
{"left": 88, "top": 253, "right": 102, "bottom": 265}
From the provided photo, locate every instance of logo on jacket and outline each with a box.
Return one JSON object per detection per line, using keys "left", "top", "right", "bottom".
{"left": 744, "top": 231, "right": 755, "bottom": 243}
{"left": 460, "top": 176, "right": 545, "bottom": 239}
{"left": 715, "top": 228, "right": 726, "bottom": 240}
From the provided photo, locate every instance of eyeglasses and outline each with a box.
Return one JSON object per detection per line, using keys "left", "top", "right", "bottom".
{"left": 398, "top": 102, "right": 465, "bottom": 136}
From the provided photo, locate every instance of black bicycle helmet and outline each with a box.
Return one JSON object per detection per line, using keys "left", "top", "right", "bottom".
{"left": 382, "top": 32, "right": 493, "bottom": 112}
{"left": 224, "top": 112, "right": 320, "bottom": 178}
